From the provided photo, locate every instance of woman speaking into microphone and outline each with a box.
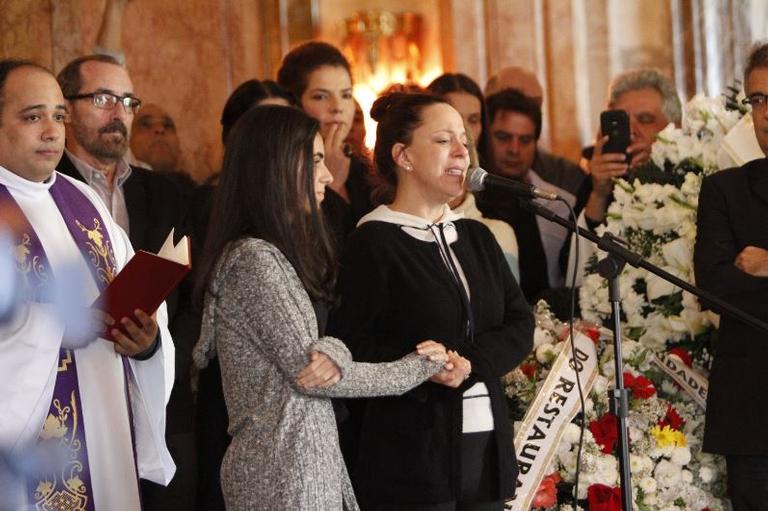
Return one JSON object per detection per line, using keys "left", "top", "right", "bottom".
{"left": 329, "top": 92, "right": 534, "bottom": 511}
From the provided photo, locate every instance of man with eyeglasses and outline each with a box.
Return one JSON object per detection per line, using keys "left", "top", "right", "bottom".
{"left": 54, "top": 54, "right": 197, "bottom": 510}
{"left": 694, "top": 42, "right": 768, "bottom": 511}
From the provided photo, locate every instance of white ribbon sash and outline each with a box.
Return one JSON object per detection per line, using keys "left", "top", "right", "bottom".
{"left": 651, "top": 352, "right": 708, "bottom": 408}
{"left": 506, "top": 333, "right": 599, "bottom": 510}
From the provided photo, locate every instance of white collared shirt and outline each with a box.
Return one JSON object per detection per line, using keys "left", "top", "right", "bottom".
{"left": 65, "top": 149, "right": 133, "bottom": 234}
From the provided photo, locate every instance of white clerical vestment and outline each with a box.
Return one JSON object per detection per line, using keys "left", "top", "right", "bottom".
{"left": 0, "top": 166, "right": 175, "bottom": 510}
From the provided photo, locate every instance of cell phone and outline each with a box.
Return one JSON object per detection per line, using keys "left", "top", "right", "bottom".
{"left": 600, "top": 109, "right": 630, "bottom": 155}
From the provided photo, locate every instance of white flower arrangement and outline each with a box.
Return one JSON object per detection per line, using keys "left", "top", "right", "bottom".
{"left": 651, "top": 93, "right": 742, "bottom": 173}
{"left": 522, "top": 91, "right": 757, "bottom": 510}
{"left": 508, "top": 91, "right": 750, "bottom": 510}
{"left": 505, "top": 301, "right": 728, "bottom": 510}
{"left": 580, "top": 92, "right": 747, "bottom": 369}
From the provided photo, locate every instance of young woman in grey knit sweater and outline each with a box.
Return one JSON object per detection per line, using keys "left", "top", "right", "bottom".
{"left": 193, "top": 105, "right": 469, "bottom": 511}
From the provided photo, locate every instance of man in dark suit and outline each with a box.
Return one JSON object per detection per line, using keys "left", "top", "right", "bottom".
{"left": 694, "top": 42, "right": 768, "bottom": 511}
{"left": 55, "top": 54, "right": 197, "bottom": 511}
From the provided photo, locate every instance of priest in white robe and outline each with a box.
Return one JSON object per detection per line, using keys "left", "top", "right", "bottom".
{"left": 0, "top": 60, "right": 175, "bottom": 510}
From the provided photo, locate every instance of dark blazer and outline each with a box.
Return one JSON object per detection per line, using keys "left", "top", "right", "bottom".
{"left": 475, "top": 187, "right": 560, "bottom": 302}
{"left": 694, "top": 157, "right": 768, "bottom": 456}
{"left": 328, "top": 219, "right": 534, "bottom": 504}
{"left": 533, "top": 149, "right": 586, "bottom": 198}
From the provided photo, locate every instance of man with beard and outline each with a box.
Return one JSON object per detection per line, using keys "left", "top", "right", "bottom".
{"left": 55, "top": 54, "right": 197, "bottom": 511}
{"left": 484, "top": 66, "right": 586, "bottom": 198}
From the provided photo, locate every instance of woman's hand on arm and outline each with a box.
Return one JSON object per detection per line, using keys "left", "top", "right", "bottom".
{"left": 296, "top": 351, "right": 342, "bottom": 389}
{"left": 298, "top": 339, "right": 451, "bottom": 390}
{"left": 415, "top": 340, "right": 450, "bottom": 364}
{"left": 429, "top": 350, "right": 471, "bottom": 388}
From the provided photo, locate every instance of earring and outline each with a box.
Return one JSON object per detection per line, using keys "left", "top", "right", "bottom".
{"left": 405, "top": 163, "right": 413, "bottom": 172}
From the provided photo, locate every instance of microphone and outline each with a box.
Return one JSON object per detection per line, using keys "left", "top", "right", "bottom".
{"left": 466, "top": 166, "right": 560, "bottom": 201}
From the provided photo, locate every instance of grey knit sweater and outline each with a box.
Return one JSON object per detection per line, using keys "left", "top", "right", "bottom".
{"left": 193, "top": 238, "right": 443, "bottom": 511}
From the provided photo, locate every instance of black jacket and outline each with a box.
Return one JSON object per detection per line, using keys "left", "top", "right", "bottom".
{"left": 329, "top": 219, "right": 533, "bottom": 504}
{"left": 694, "top": 157, "right": 768, "bottom": 455}
{"left": 321, "top": 156, "right": 373, "bottom": 248}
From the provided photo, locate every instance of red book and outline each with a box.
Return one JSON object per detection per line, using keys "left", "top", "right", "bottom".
{"left": 94, "top": 229, "right": 191, "bottom": 342}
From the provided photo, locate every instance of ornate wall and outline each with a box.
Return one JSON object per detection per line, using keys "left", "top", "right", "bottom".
{"left": 0, "top": 0, "right": 761, "bottom": 180}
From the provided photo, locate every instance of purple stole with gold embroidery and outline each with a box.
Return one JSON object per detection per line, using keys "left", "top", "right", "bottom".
{"left": 0, "top": 175, "right": 122, "bottom": 511}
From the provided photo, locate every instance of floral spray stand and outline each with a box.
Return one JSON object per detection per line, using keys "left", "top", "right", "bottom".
{"left": 520, "top": 199, "right": 768, "bottom": 510}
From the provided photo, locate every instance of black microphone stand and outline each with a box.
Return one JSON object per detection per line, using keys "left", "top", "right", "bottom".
{"left": 519, "top": 198, "right": 768, "bottom": 511}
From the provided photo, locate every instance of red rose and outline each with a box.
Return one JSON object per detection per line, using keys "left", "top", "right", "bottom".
{"left": 669, "top": 347, "right": 693, "bottom": 367}
{"left": 589, "top": 413, "right": 618, "bottom": 454}
{"left": 531, "top": 472, "right": 560, "bottom": 508}
{"left": 520, "top": 361, "right": 538, "bottom": 379}
{"left": 623, "top": 371, "right": 656, "bottom": 399}
{"left": 658, "top": 404, "right": 685, "bottom": 431}
{"left": 587, "top": 483, "right": 622, "bottom": 511}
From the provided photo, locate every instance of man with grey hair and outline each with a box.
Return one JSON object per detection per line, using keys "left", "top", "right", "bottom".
{"left": 583, "top": 68, "right": 682, "bottom": 226}
{"left": 694, "top": 41, "right": 768, "bottom": 511}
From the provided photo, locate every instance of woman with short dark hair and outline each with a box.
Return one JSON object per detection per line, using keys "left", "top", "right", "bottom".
{"left": 277, "top": 41, "right": 373, "bottom": 245}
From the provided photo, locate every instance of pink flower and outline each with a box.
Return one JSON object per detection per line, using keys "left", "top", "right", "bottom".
{"left": 532, "top": 472, "right": 560, "bottom": 508}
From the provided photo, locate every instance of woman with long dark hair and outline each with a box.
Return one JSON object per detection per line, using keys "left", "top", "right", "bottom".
{"left": 193, "top": 79, "right": 296, "bottom": 511}
{"left": 219, "top": 79, "right": 295, "bottom": 145}
{"left": 193, "top": 105, "right": 452, "bottom": 510}
{"left": 329, "top": 93, "right": 534, "bottom": 510}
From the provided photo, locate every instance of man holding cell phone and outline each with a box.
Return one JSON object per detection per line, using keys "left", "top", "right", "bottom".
{"left": 582, "top": 69, "right": 682, "bottom": 226}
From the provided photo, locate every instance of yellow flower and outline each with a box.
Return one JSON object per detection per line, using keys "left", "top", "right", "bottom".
{"left": 650, "top": 425, "right": 687, "bottom": 447}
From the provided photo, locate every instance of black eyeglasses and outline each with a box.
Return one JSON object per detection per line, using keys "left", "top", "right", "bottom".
{"left": 742, "top": 93, "right": 768, "bottom": 110}
{"left": 66, "top": 92, "right": 142, "bottom": 113}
